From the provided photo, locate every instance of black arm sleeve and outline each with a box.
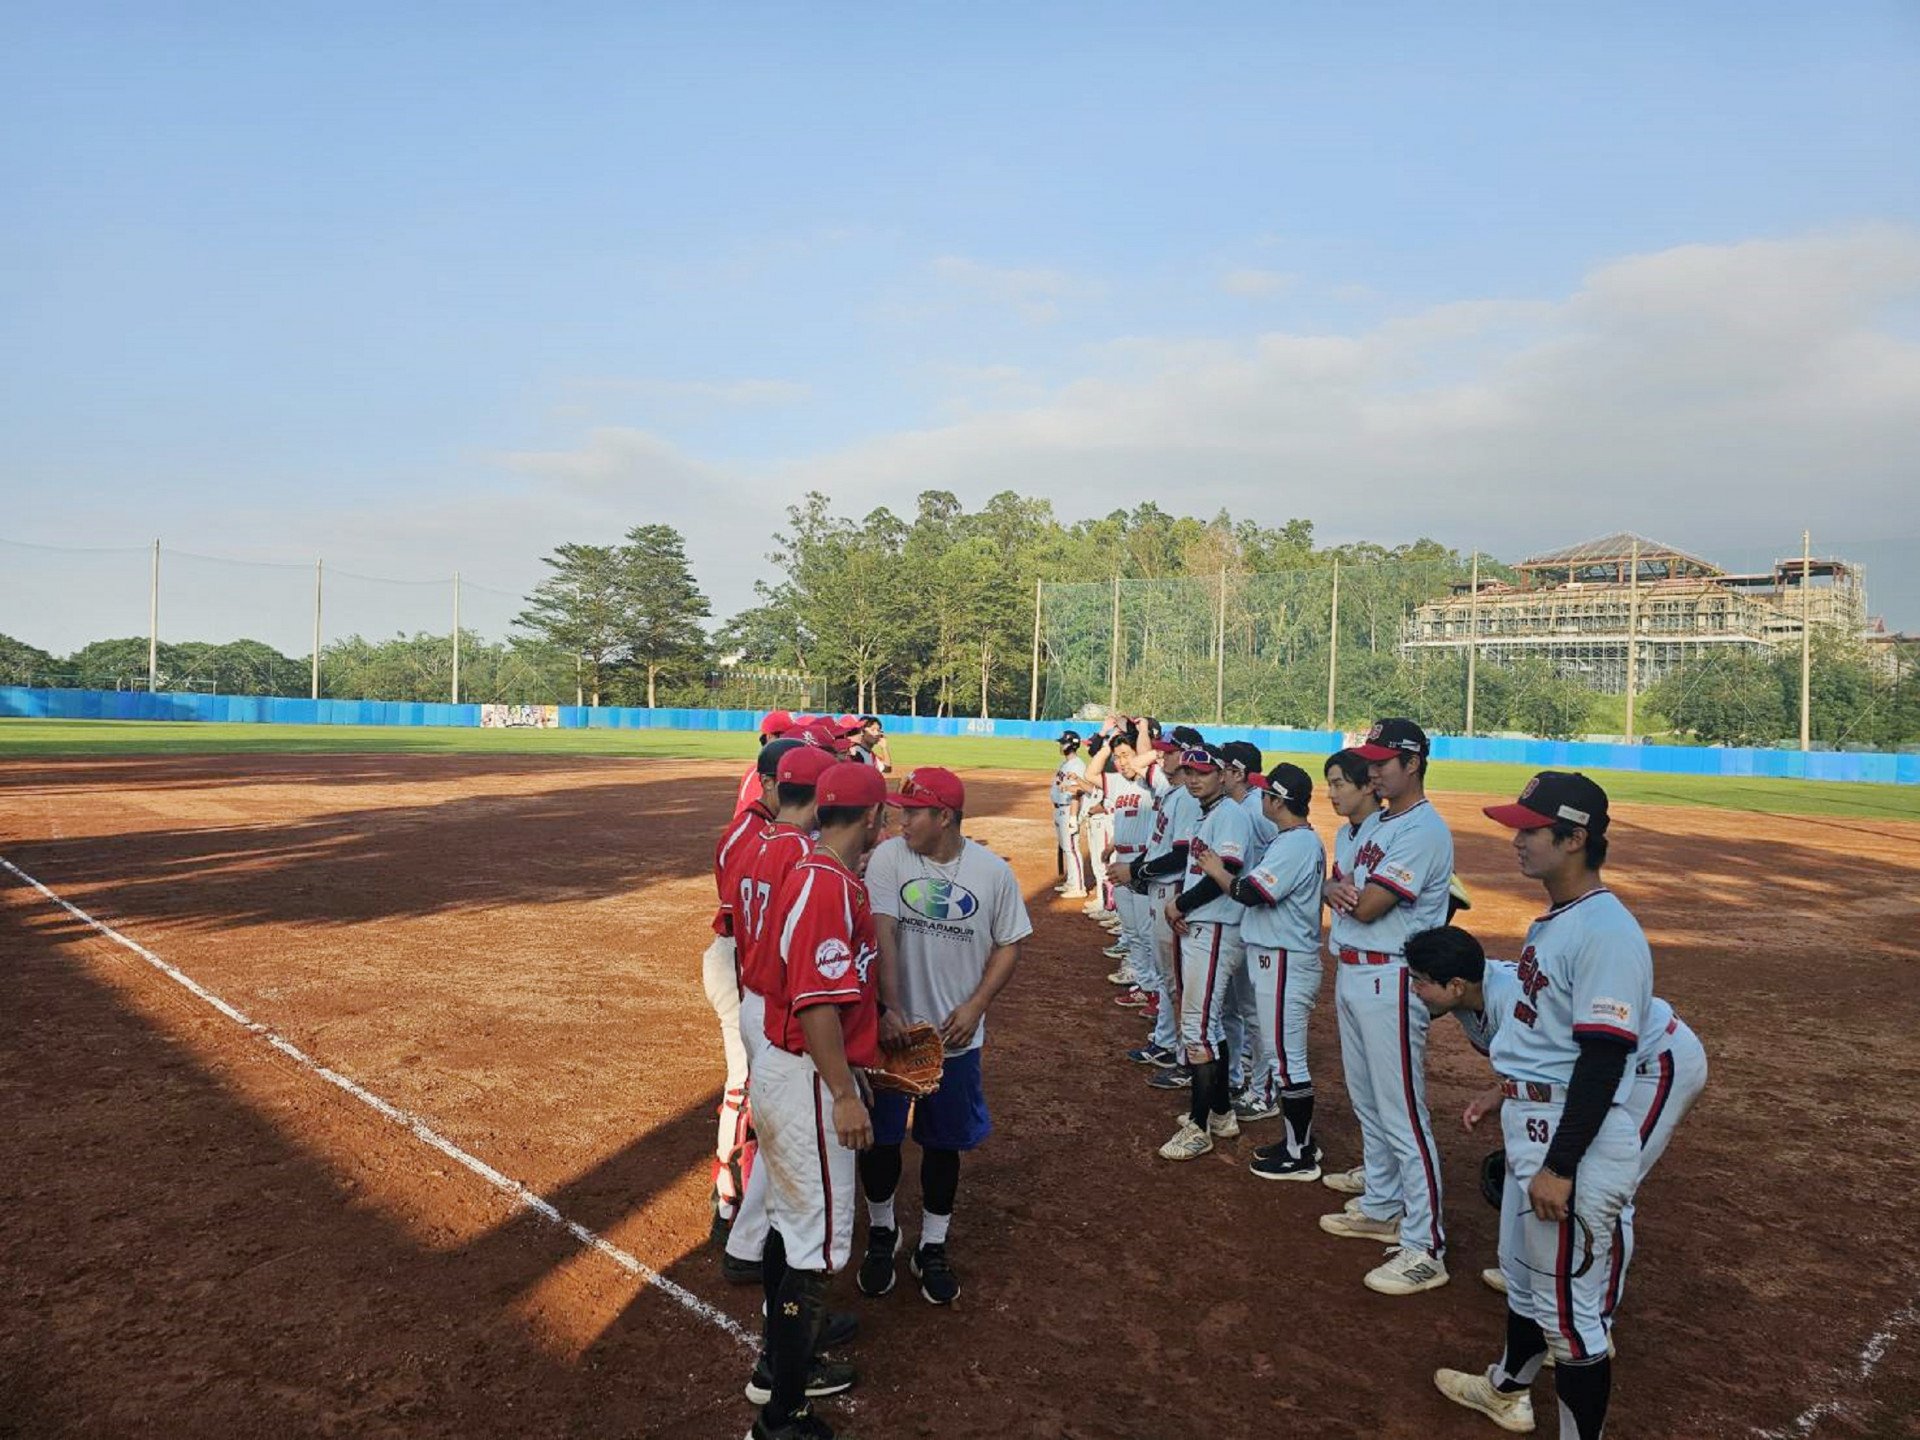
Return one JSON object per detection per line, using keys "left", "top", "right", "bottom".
{"left": 1227, "top": 875, "right": 1278, "bottom": 909}
{"left": 1174, "top": 858, "right": 1242, "bottom": 915}
{"left": 1543, "top": 1036, "right": 1632, "bottom": 1178}
{"left": 1135, "top": 842, "right": 1188, "bottom": 883}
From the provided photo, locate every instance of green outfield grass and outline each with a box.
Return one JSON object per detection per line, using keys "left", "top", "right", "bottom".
{"left": 1, "top": 718, "right": 1914, "bottom": 822}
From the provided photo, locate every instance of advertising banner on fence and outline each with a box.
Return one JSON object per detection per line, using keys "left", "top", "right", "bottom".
{"left": 481, "top": 703, "right": 559, "bottom": 729}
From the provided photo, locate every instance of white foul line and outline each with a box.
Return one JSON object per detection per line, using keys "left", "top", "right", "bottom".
{"left": 0, "top": 853, "right": 756, "bottom": 1350}
{"left": 1750, "top": 1296, "right": 1920, "bottom": 1438}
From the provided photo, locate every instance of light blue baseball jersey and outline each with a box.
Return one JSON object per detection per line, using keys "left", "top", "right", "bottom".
{"left": 1452, "top": 959, "right": 1524, "bottom": 1055}
{"left": 1487, "top": 888, "right": 1653, "bottom": 1103}
{"left": 1327, "top": 817, "right": 1372, "bottom": 954}
{"left": 1237, "top": 824, "right": 1326, "bottom": 953}
{"left": 1239, "top": 789, "right": 1278, "bottom": 850}
{"left": 1334, "top": 800, "right": 1455, "bottom": 957}
{"left": 1147, "top": 781, "right": 1201, "bottom": 866}
{"left": 1181, "top": 793, "right": 1256, "bottom": 925}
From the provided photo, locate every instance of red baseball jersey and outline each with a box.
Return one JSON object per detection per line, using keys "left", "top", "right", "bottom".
{"left": 734, "top": 765, "right": 764, "bottom": 818}
{"left": 737, "top": 822, "right": 814, "bottom": 1002}
{"left": 712, "top": 800, "right": 773, "bottom": 938}
{"left": 766, "top": 848, "right": 881, "bottom": 1068}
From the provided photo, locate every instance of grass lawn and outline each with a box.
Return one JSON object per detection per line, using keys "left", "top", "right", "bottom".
{"left": 1, "top": 718, "right": 1914, "bottom": 822}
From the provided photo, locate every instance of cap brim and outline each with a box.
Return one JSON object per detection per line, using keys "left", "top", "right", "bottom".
{"left": 1352, "top": 744, "right": 1400, "bottom": 762}
{"left": 1482, "top": 802, "right": 1558, "bottom": 830}
{"left": 884, "top": 795, "right": 938, "bottom": 808}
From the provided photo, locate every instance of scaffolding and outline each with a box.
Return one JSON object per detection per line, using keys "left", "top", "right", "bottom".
{"left": 1404, "top": 531, "right": 1871, "bottom": 694}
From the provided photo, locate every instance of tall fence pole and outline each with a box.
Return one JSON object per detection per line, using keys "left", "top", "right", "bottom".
{"left": 1799, "top": 529, "right": 1812, "bottom": 750}
{"left": 1465, "top": 551, "right": 1480, "bottom": 737}
{"left": 312, "top": 559, "right": 323, "bottom": 700}
{"left": 1108, "top": 575, "right": 1121, "bottom": 712}
{"left": 1324, "top": 557, "right": 1340, "bottom": 732}
{"left": 452, "top": 571, "right": 461, "bottom": 706}
{"left": 1028, "top": 578, "right": 1042, "bottom": 721}
{"left": 1624, "top": 538, "right": 1640, "bottom": 742}
{"left": 148, "top": 545, "right": 160, "bottom": 695}
{"left": 1214, "top": 566, "right": 1227, "bottom": 725}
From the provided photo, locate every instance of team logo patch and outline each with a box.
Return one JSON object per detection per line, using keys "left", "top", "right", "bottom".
{"left": 1588, "top": 997, "right": 1631, "bottom": 1024}
{"left": 1521, "top": 776, "right": 1540, "bottom": 800}
{"left": 815, "top": 937, "right": 853, "bottom": 979}
{"left": 902, "top": 877, "right": 979, "bottom": 922}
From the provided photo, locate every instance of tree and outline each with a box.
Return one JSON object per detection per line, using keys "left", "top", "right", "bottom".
{"left": 1648, "top": 651, "right": 1787, "bottom": 746}
{"left": 617, "top": 524, "right": 711, "bottom": 708}
{"left": 0, "top": 633, "right": 56, "bottom": 686}
{"left": 514, "top": 543, "right": 630, "bottom": 706}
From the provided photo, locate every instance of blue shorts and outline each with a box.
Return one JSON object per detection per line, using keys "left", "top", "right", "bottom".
{"left": 870, "top": 1046, "right": 992, "bottom": 1152}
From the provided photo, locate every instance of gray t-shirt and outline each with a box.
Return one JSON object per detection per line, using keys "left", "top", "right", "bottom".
{"left": 866, "top": 835, "right": 1035, "bottom": 1052}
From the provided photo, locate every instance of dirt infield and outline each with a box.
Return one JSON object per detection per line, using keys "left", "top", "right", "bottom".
{"left": 4, "top": 753, "right": 1918, "bottom": 1439}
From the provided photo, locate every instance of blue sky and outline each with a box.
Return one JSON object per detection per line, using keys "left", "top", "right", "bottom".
{"left": 4, "top": 2, "right": 1918, "bottom": 651}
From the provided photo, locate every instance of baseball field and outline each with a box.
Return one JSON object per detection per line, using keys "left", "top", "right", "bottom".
{"left": 3, "top": 720, "right": 1917, "bottom": 1439}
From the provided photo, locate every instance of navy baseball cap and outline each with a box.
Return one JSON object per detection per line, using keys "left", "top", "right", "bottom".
{"left": 1354, "top": 718, "right": 1430, "bottom": 762}
{"left": 1266, "top": 762, "right": 1313, "bottom": 806}
{"left": 1484, "top": 771, "right": 1609, "bottom": 833}
{"left": 756, "top": 738, "right": 804, "bottom": 776}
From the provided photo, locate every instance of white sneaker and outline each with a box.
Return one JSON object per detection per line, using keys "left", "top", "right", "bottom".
{"left": 1365, "top": 1245, "right": 1450, "bottom": 1296}
{"left": 1321, "top": 1166, "right": 1366, "bottom": 1195}
{"left": 1433, "top": 1367, "right": 1535, "bottom": 1432}
{"left": 1158, "top": 1118, "right": 1214, "bottom": 1161}
{"left": 1106, "top": 968, "right": 1134, "bottom": 985}
{"left": 1318, "top": 1210, "right": 1401, "bottom": 1242}
{"left": 1102, "top": 943, "right": 1129, "bottom": 959}
{"left": 1481, "top": 1266, "right": 1508, "bottom": 1295}
{"left": 1207, "top": 1109, "right": 1240, "bottom": 1138}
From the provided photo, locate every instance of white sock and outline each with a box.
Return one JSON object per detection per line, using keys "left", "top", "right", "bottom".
{"left": 868, "top": 1197, "right": 896, "bottom": 1231}
{"left": 921, "top": 1210, "right": 952, "bottom": 1246}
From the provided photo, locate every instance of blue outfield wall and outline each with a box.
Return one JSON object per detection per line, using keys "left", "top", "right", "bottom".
{"left": 3, "top": 686, "right": 1916, "bottom": 785}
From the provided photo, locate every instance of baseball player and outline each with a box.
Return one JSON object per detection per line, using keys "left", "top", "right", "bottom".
{"left": 856, "top": 767, "right": 1032, "bottom": 1305}
{"left": 851, "top": 716, "right": 891, "bottom": 772}
{"left": 1050, "top": 732, "right": 1090, "bottom": 896}
{"left": 1414, "top": 772, "right": 1653, "bottom": 1438}
{"left": 1195, "top": 762, "right": 1327, "bottom": 1177}
{"left": 1127, "top": 730, "right": 1206, "bottom": 1080}
{"left": 1156, "top": 745, "right": 1256, "bottom": 1160}
{"left": 736, "top": 712, "right": 797, "bottom": 816}
{"left": 749, "top": 761, "right": 889, "bottom": 1440}
{"left": 1100, "top": 729, "right": 1163, "bottom": 1009}
{"left": 1318, "top": 719, "right": 1455, "bottom": 1298}
{"left": 707, "top": 738, "right": 794, "bottom": 1240}
{"left": 1408, "top": 924, "right": 1707, "bottom": 1315}
{"left": 1217, "top": 741, "right": 1276, "bottom": 1114}
{"left": 1316, "top": 747, "right": 1383, "bottom": 1198}
{"left": 1077, "top": 734, "right": 1115, "bottom": 919}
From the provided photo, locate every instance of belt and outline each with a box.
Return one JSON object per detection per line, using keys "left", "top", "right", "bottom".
{"left": 1500, "top": 1079, "right": 1568, "bottom": 1103}
{"left": 1337, "top": 947, "right": 1398, "bottom": 966}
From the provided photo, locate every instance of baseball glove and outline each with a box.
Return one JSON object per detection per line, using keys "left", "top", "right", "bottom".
{"left": 868, "top": 1023, "right": 945, "bottom": 1098}
{"left": 1479, "top": 1148, "right": 1506, "bottom": 1209}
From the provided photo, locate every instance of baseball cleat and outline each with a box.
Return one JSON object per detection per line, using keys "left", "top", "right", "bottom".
{"left": 1433, "top": 1368, "right": 1535, "bottom": 1432}
{"left": 1318, "top": 1210, "right": 1401, "bottom": 1243}
{"left": 1114, "top": 988, "right": 1150, "bottom": 1008}
{"left": 722, "top": 1252, "right": 764, "bottom": 1285}
{"left": 1127, "top": 1043, "right": 1177, "bottom": 1066}
{"left": 910, "top": 1242, "right": 961, "bottom": 1305}
{"left": 1321, "top": 1165, "right": 1366, "bottom": 1195}
{"left": 1171, "top": 1109, "right": 1241, "bottom": 1137}
{"left": 1106, "top": 968, "right": 1135, "bottom": 985}
{"left": 1102, "top": 943, "right": 1130, "bottom": 959}
{"left": 1481, "top": 1266, "right": 1508, "bottom": 1295}
{"left": 744, "top": 1357, "right": 858, "bottom": 1406}
{"left": 1364, "top": 1245, "right": 1450, "bottom": 1296}
{"left": 1145, "top": 1065, "right": 1192, "bottom": 1090}
{"left": 747, "top": 1401, "right": 840, "bottom": 1439}
{"left": 856, "top": 1225, "right": 900, "bottom": 1298}
{"left": 1158, "top": 1118, "right": 1214, "bottom": 1161}
{"left": 1232, "top": 1095, "right": 1281, "bottom": 1123}
{"left": 1249, "top": 1150, "right": 1323, "bottom": 1182}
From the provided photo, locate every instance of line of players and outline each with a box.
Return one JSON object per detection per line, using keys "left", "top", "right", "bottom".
{"left": 703, "top": 711, "right": 1031, "bottom": 1440}
{"left": 1053, "top": 715, "right": 1708, "bottom": 1438}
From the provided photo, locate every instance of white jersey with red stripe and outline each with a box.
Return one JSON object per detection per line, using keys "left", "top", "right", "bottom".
{"left": 1107, "top": 770, "right": 1157, "bottom": 854}
{"left": 1335, "top": 800, "right": 1454, "bottom": 957}
{"left": 1487, "top": 888, "right": 1653, "bottom": 1104}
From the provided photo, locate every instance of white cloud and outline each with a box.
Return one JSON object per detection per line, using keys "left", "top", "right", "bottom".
{"left": 1221, "top": 268, "right": 1297, "bottom": 296}
{"left": 930, "top": 255, "right": 1104, "bottom": 322}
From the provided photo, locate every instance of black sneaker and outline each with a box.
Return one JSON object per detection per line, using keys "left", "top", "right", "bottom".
{"left": 856, "top": 1226, "right": 899, "bottom": 1297}
{"left": 749, "top": 1403, "right": 837, "bottom": 1439}
{"left": 818, "top": 1309, "right": 859, "bottom": 1351}
{"left": 1249, "top": 1149, "right": 1324, "bottom": 1182}
{"left": 911, "top": 1242, "right": 961, "bottom": 1305}
{"left": 743, "top": 1357, "right": 858, "bottom": 1406}
{"left": 722, "top": 1252, "right": 763, "bottom": 1285}
{"left": 1145, "top": 1065, "right": 1192, "bottom": 1090}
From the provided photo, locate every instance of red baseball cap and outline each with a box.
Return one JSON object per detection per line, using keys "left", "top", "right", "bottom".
{"left": 775, "top": 745, "right": 836, "bottom": 786}
{"left": 817, "top": 761, "right": 888, "bottom": 809}
{"left": 1244, "top": 771, "right": 1270, "bottom": 792}
{"left": 760, "top": 709, "right": 794, "bottom": 737}
{"left": 886, "top": 767, "right": 965, "bottom": 811}
{"left": 836, "top": 713, "right": 862, "bottom": 734}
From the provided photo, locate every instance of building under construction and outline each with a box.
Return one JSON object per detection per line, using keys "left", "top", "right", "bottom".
{"left": 1404, "top": 532, "right": 1869, "bottom": 693}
